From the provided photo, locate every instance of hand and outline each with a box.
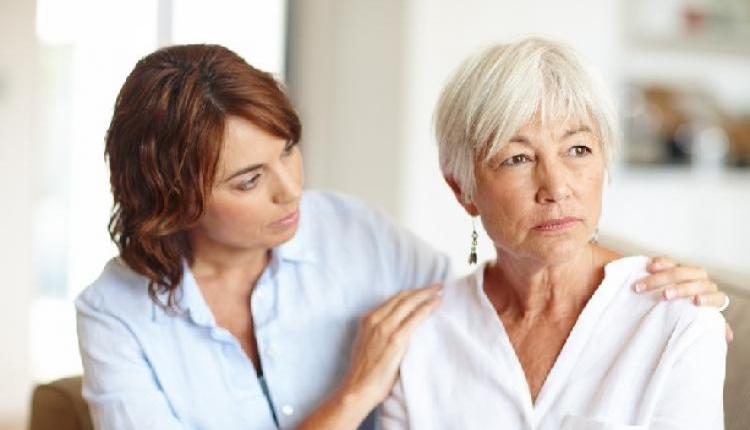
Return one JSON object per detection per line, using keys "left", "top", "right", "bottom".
{"left": 634, "top": 256, "right": 733, "bottom": 343}
{"left": 296, "top": 285, "right": 442, "bottom": 430}
{"left": 340, "top": 284, "right": 443, "bottom": 407}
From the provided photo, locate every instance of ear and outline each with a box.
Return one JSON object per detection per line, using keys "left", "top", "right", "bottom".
{"left": 444, "top": 176, "right": 479, "bottom": 217}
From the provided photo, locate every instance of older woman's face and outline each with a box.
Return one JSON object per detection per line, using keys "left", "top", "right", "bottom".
{"left": 470, "top": 117, "right": 605, "bottom": 264}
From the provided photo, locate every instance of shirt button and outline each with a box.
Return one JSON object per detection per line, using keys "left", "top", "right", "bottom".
{"left": 281, "top": 405, "right": 294, "bottom": 416}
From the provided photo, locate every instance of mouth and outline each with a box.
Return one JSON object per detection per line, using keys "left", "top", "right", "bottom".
{"left": 270, "top": 209, "right": 300, "bottom": 229}
{"left": 532, "top": 216, "right": 582, "bottom": 232}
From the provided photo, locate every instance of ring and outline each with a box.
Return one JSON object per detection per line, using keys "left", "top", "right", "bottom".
{"left": 719, "top": 295, "right": 731, "bottom": 312}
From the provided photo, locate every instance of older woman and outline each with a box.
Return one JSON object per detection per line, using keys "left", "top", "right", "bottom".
{"left": 379, "top": 38, "right": 727, "bottom": 429}
{"left": 77, "top": 43, "right": 726, "bottom": 430}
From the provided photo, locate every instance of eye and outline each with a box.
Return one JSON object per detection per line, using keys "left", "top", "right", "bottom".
{"left": 283, "top": 140, "right": 298, "bottom": 155}
{"left": 568, "top": 145, "right": 592, "bottom": 157}
{"left": 500, "top": 154, "right": 533, "bottom": 167}
{"left": 238, "top": 173, "right": 261, "bottom": 191}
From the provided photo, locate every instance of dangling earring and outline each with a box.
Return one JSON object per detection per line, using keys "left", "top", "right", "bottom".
{"left": 468, "top": 217, "right": 478, "bottom": 265}
{"left": 589, "top": 227, "right": 599, "bottom": 244}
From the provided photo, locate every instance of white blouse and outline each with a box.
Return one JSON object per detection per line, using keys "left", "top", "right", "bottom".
{"left": 379, "top": 256, "right": 726, "bottom": 430}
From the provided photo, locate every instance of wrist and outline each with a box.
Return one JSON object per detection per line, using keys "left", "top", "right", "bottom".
{"left": 333, "top": 382, "right": 380, "bottom": 421}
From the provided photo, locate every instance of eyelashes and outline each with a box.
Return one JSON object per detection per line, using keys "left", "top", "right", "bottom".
{"left": 499, "top": 145, "right": 593, "bottom": 168}
{"left": 238, "top": 173, "right": 261, "bottom": 191}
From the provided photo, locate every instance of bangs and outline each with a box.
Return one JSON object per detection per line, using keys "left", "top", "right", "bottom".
{"left": 480, "top": 46, "right": 599, "bottom": 164}
{"left": 435, "top": 37, "right": 620, "bottom": 200}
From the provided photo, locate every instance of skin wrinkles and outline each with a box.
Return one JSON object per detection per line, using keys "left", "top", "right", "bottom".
{"left": 451, "top": 114, "right": 617, "bottom": 401}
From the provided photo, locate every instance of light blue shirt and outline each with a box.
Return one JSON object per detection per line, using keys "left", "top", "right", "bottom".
{"left": 76, "top": 191, "right": 451, "bottom": 430}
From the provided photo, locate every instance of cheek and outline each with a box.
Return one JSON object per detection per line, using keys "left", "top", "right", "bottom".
{"left": 575, "top": 165, "right": 605, "bottom": 222}
{"left": 293, "top": 153, "right": 305, "bottom": 190}
{"left": 474, "top": 175, "right": 531, "bottom": 239}
{"left": 200, "top": 194, "right": 268, "bottom": 238}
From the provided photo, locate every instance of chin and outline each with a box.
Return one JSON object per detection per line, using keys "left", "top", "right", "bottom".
{"left": 269, "top": 223, "right": 300, "bottom": 248}
{"left": 527, "top": 236, "right": 590, "bottom": 265}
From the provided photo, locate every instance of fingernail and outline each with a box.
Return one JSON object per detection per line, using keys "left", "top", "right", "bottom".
{"left": 663, "top": 288, "right": 674, "bottom": 300}
{"left": 634, "top": 282, "right": 646, "bottom": 292}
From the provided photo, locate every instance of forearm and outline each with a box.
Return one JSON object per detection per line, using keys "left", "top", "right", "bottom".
{"left": 297, "top": 386, "right": 376, "bottom": 430}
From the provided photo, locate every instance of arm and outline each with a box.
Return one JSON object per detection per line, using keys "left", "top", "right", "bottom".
{"left": 297, "top": 285, "right": 441, "bottom": 430}
{"left": 76, "top": 296, "right": 183, "bottom": 430}
{"left": 635, "top": 256, "right": 733, "bottom": 342}
{"left": 651, "top": 309, "right": 727, "bottom": 429}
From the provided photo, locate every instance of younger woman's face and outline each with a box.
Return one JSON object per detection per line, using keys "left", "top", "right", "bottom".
{"left": 192, "top": 115, "right": 304, "bottom": 253}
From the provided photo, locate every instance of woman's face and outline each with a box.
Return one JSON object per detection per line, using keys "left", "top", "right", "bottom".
{"left": 468, "top": 116, "right": 605, "bottom": 265}
{"left": 192, "top": 115, "right": 304, "bottom": 252}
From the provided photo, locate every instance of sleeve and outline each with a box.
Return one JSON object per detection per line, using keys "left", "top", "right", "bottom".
{"left": 377, "top": 376, "right": 409, "bottom": 430}
{"left": 76, "top": 295, "right": 184, "bottom": 430}
{"left": 370, "top": 209, "right": 453, "bottom": 292}
{"left": 650, "top": 309, "right": 727, "bottom": 429}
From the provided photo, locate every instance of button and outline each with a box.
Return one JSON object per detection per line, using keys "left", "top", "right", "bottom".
{"left": 281, "top": 405, "right": 294, "bottom": 416}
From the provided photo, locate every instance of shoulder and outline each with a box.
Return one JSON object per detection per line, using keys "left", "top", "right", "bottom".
{"left": 300, "top": 189, "right": 445, "bottom": 259}
{"left": 410, "top": 267, "right": 486, "bottom": 344}
{"left": 301, "top": 189, "right": 395, "bottom": 231}
{"left": 75, "top": 257, "right": 155, "bottom": 322}
{"left": 604, "top": 255, "right": 725, "bottom": 346}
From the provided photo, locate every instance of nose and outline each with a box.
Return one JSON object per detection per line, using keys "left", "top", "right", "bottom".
{"left": 535, "top": 158, "right": 572, "bottom": 204}
{"left": 272, "top": 164, "right": 302, "bottom": 205}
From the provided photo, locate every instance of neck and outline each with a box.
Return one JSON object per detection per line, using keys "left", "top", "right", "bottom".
{"left": 485, "top": 245, "right": 604, "bottom": 319}
{"left": 189, "top": 232, "right": 270, "bottom": 297}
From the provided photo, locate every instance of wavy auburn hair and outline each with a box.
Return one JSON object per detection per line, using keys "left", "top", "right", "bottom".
{"left": 106, "top": 44, "right": 301, "bottom": 309}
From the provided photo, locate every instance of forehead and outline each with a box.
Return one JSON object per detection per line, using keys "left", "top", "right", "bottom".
{"left": 219, "top": 116, "right": 283, "bottom": 167}
{"left": 511, "top": 114, "right": 595, "bottom": 138}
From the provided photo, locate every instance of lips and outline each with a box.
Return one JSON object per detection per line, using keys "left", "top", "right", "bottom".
{"left": 270, "top": 210, "right": 299, "bottom": 228}
{"left": 532, "top": 216, "right": 581, "bottom": 232}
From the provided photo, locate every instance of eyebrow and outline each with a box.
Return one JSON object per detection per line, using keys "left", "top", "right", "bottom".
{"left": 223, "top": 164, "right": 263, "bottom": 182}
{"left": 507, "top": 125, "right": 592, "bottom": 144}
{"left": 509, "top": 135, "right": 530, "bottom": 144}
{"left": 563, "top": 125, "right": 592, "bottom": 138}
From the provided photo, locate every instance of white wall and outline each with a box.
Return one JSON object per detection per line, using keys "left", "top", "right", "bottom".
{"left": 0, "top": 0, "right": 35, "bottom": 427}
{"left": 287, "top": 0, "right": 408, "bottom": 217}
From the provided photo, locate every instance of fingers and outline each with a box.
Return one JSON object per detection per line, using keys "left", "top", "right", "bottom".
{"left": 376, "top": 285, "right": 443, "bottom": 335}
{"left": 396, "top": 295, "right": 442, "bottom": 336}
{"left": 634, "top": 265, "right": 708, "bottom": 292}
{"left": 367, "top": 284, "right": 441, "bottom": 324}
{"left": 647, "top": 256, "right": 677, "bottom": 272}
{"left": 344, "top": 286, "right": 443, "bottom": 404}
{"left": 691, "top": 291, "right": 727, "bottom": 308}
{"left": 660, "top": 279, "right": 718, "bottom": 300}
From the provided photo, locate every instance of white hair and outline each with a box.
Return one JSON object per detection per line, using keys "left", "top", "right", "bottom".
{"left": 434, "top": 37, "right": 620, "bottom": 201}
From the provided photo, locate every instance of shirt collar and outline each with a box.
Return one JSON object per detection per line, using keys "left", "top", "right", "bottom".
{"left": 151, "top": 192, "right": 317, "bottom": 324}
{"left": 151, "top": 261, "right": 216, "bottom": 327}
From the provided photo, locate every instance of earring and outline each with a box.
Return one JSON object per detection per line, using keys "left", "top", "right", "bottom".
{"left": 589, "top": 227, "right": 599, "bottom": 244}
{"left": 468, "top": 218, "right": 478, "bottom": 265}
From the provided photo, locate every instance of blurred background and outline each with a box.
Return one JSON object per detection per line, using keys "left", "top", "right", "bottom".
{"left": 1, "top": 0, "right": 748, "bottom": 428}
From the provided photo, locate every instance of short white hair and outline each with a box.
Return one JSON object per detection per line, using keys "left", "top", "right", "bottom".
{"left": 434, "top": 37, "right": 620, "bottom": 201}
